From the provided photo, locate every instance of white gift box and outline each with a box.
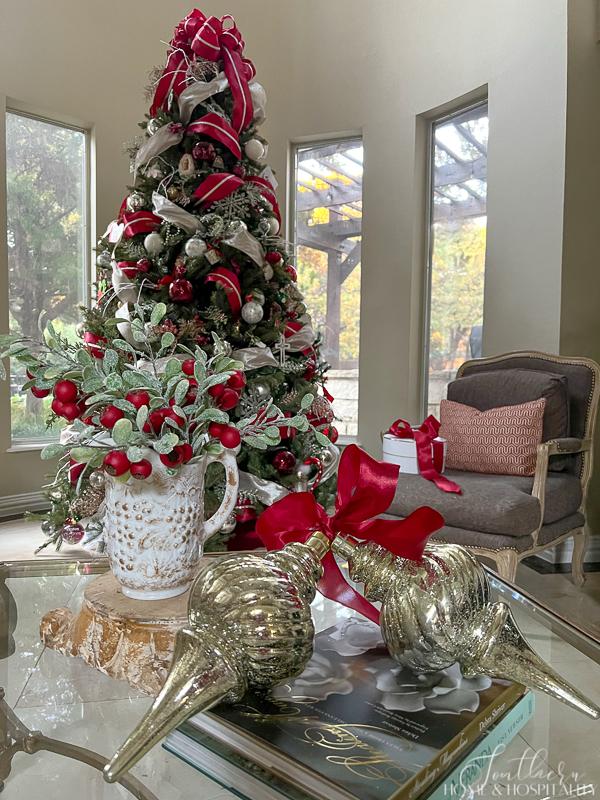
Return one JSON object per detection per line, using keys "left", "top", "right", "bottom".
{"left": 382, "top": 432, "right": 447, "bottom": 475}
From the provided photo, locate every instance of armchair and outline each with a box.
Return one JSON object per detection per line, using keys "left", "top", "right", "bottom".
{"left": 387, "top": 352, "right": 599, "bottom": 584}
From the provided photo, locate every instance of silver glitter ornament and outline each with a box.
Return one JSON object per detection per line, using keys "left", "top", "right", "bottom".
{"left": 144, "top": 232, "right": 165, "bottom": 255}
{"left": 184, "top": 237, "right": 208, "bottom": 258}
{"left": 61, "top": 522, "right": 85, "bottom": 545}
{"left": 241, "top": 300, "right": 264, "bottom": 325}
{"left": 257, "top": 218, "right": 272, "bottom": 236}
{"left": 199, "top": 214, "right": 225, "bottom": 238}
{"left": 226, "top": 219, "right": 247, "bottom": 236}
{"left": 244, "top": 139, "right": 265, "bottom": 161}
{"left": 96, "top": 250, "right": 112, "bottom": 269}
{"left": 126, "top": 192, "right": 145, "bottom": 212}
{"left": 254, "top": 380, "right": 270, "bottom": 398}
{"left": 89, "top": 470, "right": 105, "bottom": 489}
{"left": 41, "top": 520, "right": 54, "bottom": 534}
{"left": 266, "top": 217, "right": 280, "bottom": 235}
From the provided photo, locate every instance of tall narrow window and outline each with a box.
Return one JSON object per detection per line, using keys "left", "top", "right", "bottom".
{"left": 292, "top": 138, "right": 363, "bottom": 438}
{"left": 425, "top": 103, "right": 488, "bottom": 417}
{"left": 6, "top": 111, "right": 88, "bottom": 442}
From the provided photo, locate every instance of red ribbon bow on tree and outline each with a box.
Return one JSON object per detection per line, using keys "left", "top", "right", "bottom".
{"left": 387, "top": 416, "right": 462, "bottom": 494}
{"left": 150, "top": 10, "right": 255, "bottom": 134}
{"left": 256, "top": 444, "right": 444, "bottom": 624}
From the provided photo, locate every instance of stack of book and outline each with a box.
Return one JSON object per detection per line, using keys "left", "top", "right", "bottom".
{"left": 164, "top": 604, "right": 533, "bottom": 800}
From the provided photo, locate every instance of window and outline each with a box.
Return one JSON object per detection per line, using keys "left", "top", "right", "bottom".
{"left": 292, "top": 138, "right": 363, "bottom": 437}
{"left": 6, "top": 111, "right": 88, "bottom": 442}
{"left": 424, "top": 102, "right": 488, "bottom": 418}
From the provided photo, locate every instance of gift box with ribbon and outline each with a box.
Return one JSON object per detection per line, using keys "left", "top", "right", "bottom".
{"left": 383, "top": 417, "right": 462, "bottom": 494}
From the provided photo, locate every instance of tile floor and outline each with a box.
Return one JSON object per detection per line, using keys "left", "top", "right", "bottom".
{"left": 2, "top": 518, "right": 600, "bottom": 799}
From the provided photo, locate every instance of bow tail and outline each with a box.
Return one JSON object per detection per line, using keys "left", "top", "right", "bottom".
{"left": 414, "top": 430, "right": 462, "bottom": 494}
{"left": 318, "top": 552, "right": 380, "bottom": 624}
{"left": 222, "top": 48, "right": 254, "bottom": 132}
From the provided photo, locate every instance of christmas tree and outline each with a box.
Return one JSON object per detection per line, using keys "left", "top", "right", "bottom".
{"left": 77, "top": 9, "right": 337, "bottom": 546}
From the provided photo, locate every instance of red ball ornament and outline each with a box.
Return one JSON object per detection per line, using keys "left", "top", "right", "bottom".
{"left": 53, "top": 380, "right": 78, "bottom": 404}
{"left": 103, "top": 450, "right": 131, "bottom": 476}
{"left": 285, "top": 265, "right": 297, "bottom": 281}
{"left": 182, "top": 359, "right": 196, "bottom": 376}
{"left": 30, "top": 386, "right": 51, "bottom": 399}
{"left": 326, "top": 426, "right": 339, "bottom": 444}
{"left": 130, "top": 459, "right": 153, "bottom": 480}
{"left": 173, "top": 260, "right": 187, "bottom": 278}
{"left": 265, "top": 251, "right": 283, "bottom": 266}
{"left": 232, "top": 163, "right": 246, "bottom": 178}
{"left": 217, "top": 388, "right": 240, "bottom": 411}
{"left": 100, "top": 405, "right": 125, "bottom": 429}
{"left": 219, "top": 426, "right": 241, "bottom": 449}
{"left": 235, "top": 499, "right": 257, "bottom": 524}
{"left": 169, "top": 278, "right": 194, "bottom": 302}
{"left": 226, "top": 370, "right": 246, "bottom": 391}
{"left": 61, "top": 522, "right": 85, "bottom": 545}
{"left": 272, "top": 450, "right": 296, "bottom": 475}
{"left": 125, "top": 390, "right": 150, "bottom": 410}
{"left": 192, "top": 142, "right": 216, "bottom": 162}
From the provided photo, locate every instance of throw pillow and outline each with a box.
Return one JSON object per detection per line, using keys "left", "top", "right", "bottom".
{"left": 440, "top": 397, "right": 546, "bottom": 476}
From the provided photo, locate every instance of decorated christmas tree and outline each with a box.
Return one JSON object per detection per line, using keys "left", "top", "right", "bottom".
{"left": 42, "top": 9, "right": 338, "bottom": 547}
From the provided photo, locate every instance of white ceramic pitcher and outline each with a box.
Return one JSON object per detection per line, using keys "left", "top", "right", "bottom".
{"left": 104, "top": 449, "right": 239, "bottom": 600}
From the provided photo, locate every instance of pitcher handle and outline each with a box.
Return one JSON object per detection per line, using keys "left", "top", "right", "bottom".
{"left": 203, "top": 448, "right": 239, "bottom": 541}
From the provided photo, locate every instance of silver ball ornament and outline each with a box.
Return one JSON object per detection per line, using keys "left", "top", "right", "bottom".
{"left": 96, "top": 250, "right": 112, "bottom": 269}
{"left": 144, "top": 232, "right": 165, "bottom": 256}
{"left": 241, "top": 300, "right": 264, "bottom": 325}
{"left": 89, "top": 470, "right": 106, "bottom": 489}
{"left": 254, "top": 380, "right": 270, "bottom": 398}
{"left": 185, "top": 237, "right": 208, "bottom": 258}
{"left": 41, "top": 520, "right": 54, "bottom": 534}
{"left": 126, "top": 192, "right": 145, "bottom": 212}
{"left": 244, "top": 139, "right": 265, "bottom": 161}
{"left": 146, "top": 118, "right": 161, "bottom": 135}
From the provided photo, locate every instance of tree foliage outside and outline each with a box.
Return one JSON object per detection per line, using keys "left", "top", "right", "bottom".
{"left": 6, "top": 112, "right": 86, "bottom": 439}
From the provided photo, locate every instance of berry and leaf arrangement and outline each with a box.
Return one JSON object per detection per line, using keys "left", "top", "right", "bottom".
{"left": 0, "top": 304, "right": 318, "bottom": 550}
{"left": 8, "top": 8, "right": 340, "bottom": 546}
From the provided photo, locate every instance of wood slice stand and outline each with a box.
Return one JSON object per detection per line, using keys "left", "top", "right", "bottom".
{"left": 40, "top": 572, "right": 189, "bottom": 695}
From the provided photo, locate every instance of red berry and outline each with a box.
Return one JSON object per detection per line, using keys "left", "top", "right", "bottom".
{"left": 69, "top": 459, "right": 86, "bottom": 485}
{"left": 177, "top": 443, "right": 194, "bottom": 463}
{"left": 160, "top": 449, "right": 184, "bottom": 468}
{"left": 182, "top": 359, "right": 196, "bottom": 376}
{"left": 217, "top": 388, "right": 240, "bottom": 411}
{"left": 130, "top": 459, "right": 153, "bottom": 480}
{"left": 53, "top": 380, "right": 78, "bottom": 403}
{"left": 51, "top": 398, "right": 65, "bottom": 416}
{"left": 183, "top": 380, "right": 198, "bottom": 406}
{"left": 100, "top": 405, "right": 125, "bottom": 429}
{"left": 61, "top": 402, "right": 81, "bottom": 422}
{"left": 164, "top": 408, "right": 185, "bottom": 427}
{"left": 103, "top": 450, "right": 131, "bottom": 476}
{"left": 208, "top": 422, "right": 226, "bottom": 439}
{"left": 144, "top": 409, "right": 167, "bottom": 433}
{"left": 219, "top": 426, "right": 241, "bottom": 449}
{"left": 208, "top": 383, "right": 225, "bottom": 399}
{"left": 31, "top": 386, "right": 51, "bottom": 399}
{"left": 226, "top": 370, "right": 246, "bottom": 391}
{"left": 84, "top": 331, "right": 107, "bottom": 359}
{"left": 125, "top": 390, "right": 150, "bottom": 410}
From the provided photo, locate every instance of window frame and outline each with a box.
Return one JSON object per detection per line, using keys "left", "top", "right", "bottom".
{"left": 288, "top": 133, "right": 363, "bottom": 444}
{"left": 421, "top": 98, "right": 489, "bottom": 419}
{"left": 4, "top": 103, "right": 93, "bottom": 449}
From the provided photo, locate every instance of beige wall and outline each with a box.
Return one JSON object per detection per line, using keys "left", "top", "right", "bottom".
{"left": 0, "top": 1, "right": 573, "bottom": 508}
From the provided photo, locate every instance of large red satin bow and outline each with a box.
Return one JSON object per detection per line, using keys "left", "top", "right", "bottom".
{"left": 388, "top": 416, "right": 462, "bottom": 494}
{"left": 190, "top": 14, "right": 255, "bottom": 133}
{"left": 256, "top": 444, "right": 444, "bottom": 624}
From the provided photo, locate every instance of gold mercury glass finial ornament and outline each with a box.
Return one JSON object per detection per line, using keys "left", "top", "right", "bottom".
{"left": 331, "top": 535, "right": 600, "bottom": 720}
{"left": 104, "top": 531, "right": 330, "bottom": 783}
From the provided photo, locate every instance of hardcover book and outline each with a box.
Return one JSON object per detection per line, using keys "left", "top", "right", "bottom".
{"left": 166, "top": 608, "right": 525, "bottom": 800}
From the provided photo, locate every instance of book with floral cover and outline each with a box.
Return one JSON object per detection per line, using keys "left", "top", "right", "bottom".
{"left": 165, "top": 609, "right": 526, "bottom": 800}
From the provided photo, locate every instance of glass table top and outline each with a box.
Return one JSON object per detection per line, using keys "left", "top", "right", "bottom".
{"left": 1, "top": 554, "right": 599, "bottom": 799}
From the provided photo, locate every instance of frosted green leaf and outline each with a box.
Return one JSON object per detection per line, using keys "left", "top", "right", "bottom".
{"left": 136, "top": 405, "right": 148, "bottom": 431}
{"left": 41, "top": 443, "right": 66, "bottom": 460}
{"left": 161, "top": 332, "right": 176, "bottom": 349}
{"left": 112, "top": 418, "right": 133, "bottom": 446}
{"left": 150, "top": 303, "right": 167, "bottom": 326}
{"left": 154, "top": 432, "right": 179, "bottom": 454}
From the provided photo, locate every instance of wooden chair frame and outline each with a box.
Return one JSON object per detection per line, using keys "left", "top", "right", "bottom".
{"left": 454, "top": 351, "right": 600, "bottom": 584}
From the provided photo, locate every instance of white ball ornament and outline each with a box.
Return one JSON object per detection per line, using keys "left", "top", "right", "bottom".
{"left": 244, "top": 138, "right": 265, "bottom": 161}
{"left": 144, "top": 232, "right": 165, "bottom": 256}
{"left": 184, "top": 237, "right": 208, "bottom": 258}
{"left": 266, "top": 216, "right": 280, "bottom": 235}
{"left": 263, "top": 263, "right": 274, "bottom": 280}
{"left": 241, "top": 300, "right": 264, "bottom": 324}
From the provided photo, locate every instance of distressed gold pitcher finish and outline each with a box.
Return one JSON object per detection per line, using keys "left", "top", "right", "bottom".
{"left": 104, "top": 531, "right": 330, "bottom": 783}
{"left": 332, "top": 536, "right": 600, "bottom": 720}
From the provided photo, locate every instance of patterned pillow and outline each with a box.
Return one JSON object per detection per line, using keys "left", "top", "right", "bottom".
{"left": 439, "top": 398, "right": 546, "bottom": 476}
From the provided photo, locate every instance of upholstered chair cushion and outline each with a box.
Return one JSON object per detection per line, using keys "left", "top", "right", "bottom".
{"left": 440, "top": 398, "right": 545, "bottom": 476}
{"left": 446, "top": 368, "right": 569, "bottom": 441}
{"left": 388, "top": 470, "right": 582, "bottom": 537}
